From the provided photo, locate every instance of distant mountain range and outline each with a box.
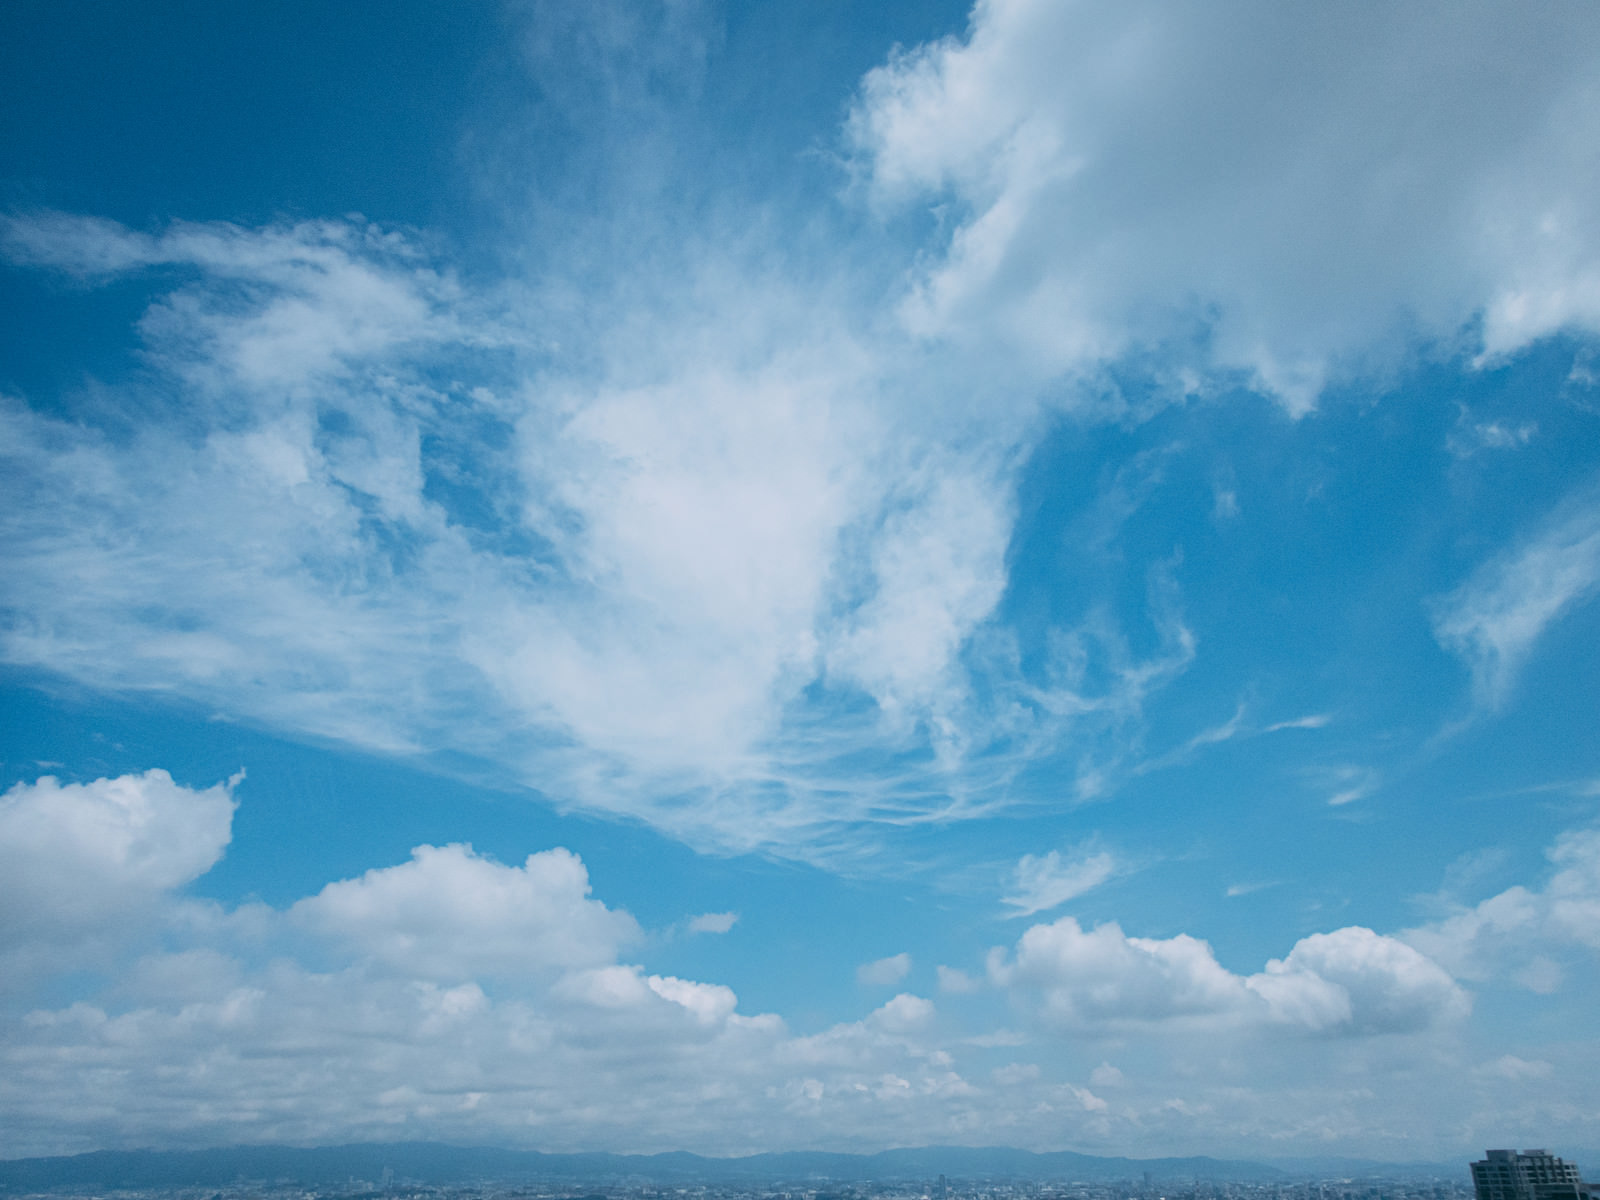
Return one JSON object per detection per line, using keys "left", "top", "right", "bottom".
{"left": 0, "top": 1143, "right": 1487, "bottom": 1191}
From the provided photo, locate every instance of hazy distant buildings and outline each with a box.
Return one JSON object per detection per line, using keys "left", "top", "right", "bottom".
{"left": 1471, "top": 1150, "right": 1588, "bottom": 1200}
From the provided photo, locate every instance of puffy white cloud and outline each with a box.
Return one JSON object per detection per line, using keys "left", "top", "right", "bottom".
{"left": 992, "top": 917, "right": 1247, "bottom": 1027}
{"left": 646, "top": 974, "right": 740, "bottom": 1025}
{"left": 0, "top": 778, "right": 997, "bottom": 1155}
{"left": 849, "top": 0, "right": 1600, "bottom": 411}
{"left": 0, "top": 771, "right": 237, "bottom": 968}
{"left": 990, "top": 916, "right": 1466, "bottom": 1035}
{"left": 858, "top": 952, "right": 913, "bottom": 986}
{"left": 1402, "top": 825, "right": 1600, "bottom": 984}
{"left": 0, "top": 763, "right": 1583, "bottom": 1158}
{"left": 1247, "top": 927, "right": 1468, "bottom": 1034}
{"left": 0, "top": 936, "right": 986, "bottom": 1157}
{"left": 290, "top": 844, "right": 639, "bottom": 980}
{"left": 867, "top": 992, "right": 935, "bottom": 1034}
{"left": 1002, "top": 845, "right": 1118, "bottom": 917}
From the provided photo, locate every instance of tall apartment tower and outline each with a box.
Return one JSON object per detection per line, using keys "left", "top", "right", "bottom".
{"left": 1472, "top": 1150, "right": 1586, "bottom": 1200}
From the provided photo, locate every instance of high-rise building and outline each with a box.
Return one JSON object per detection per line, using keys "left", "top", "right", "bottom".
{"left": 1472, "top": 1150, "right": 1587, "bottom": 1200}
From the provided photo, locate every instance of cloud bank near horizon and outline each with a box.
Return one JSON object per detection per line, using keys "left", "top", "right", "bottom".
{"left": 4, "top": 769, "right": 1593, "bottom": 1158}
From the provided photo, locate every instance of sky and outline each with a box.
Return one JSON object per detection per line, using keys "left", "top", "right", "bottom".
{"left": 2, "top": 0, "right": 1600, "bottom": 1166}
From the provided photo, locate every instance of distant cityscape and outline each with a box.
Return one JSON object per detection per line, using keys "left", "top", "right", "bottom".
{"left": 0, "top": 1147, "right": 1593, "bottom": 1200}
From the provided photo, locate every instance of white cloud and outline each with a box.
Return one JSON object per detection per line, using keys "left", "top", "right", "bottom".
{"left": 1002, "top": 846, "right": 1118, "bottom": 917}
{"left": 0, "top": 768, "right": 1003, "bottom": 1156}
{"left": 0, "top": 771, "right": 237, "bottom": 975}
{"left": 290, "top": 844, "right": 639, "bottom": 981}
{"left": 1264, "top": 714, "right": 1331, "bottom": 733}
{"left": 936, "top": 965, "right": 983, "bottom": 994}
{"left": 3, "top": 6, "right": 1600, "bottom": 881}
{"left": 687, "top": 911, "right": 739, "bottom": 935}
{"left": 825, "top": 461, "right": 1014, "bottom": 725}
{"left": 858, "top": 952, "right": 913, "bottom": 986}
{"left": 990, "top": 916, "right": 1466, "bottom": 1035}
{"left": 1476, "top": 1055, "right": 1553, "bottom": 1081}
{"left": 0, "top": 214, "right": 470, "bottom": 394}
{"left": 0, "top": 762, "right": 1580, "bottom": 1159}
{"left": 0, "top": 212, "right": 1080, "bottom": 863}
{"left": 646, "top": 973, "right": 741, "bottom": 1025}
{"left": 1402, "top": 825, "right": 1600, "bottom": 985}
{"left": 1247, "top": 927, "right": 1468, "bottom": 1034}
{"left": 991, "top": 1061, "right": 1039, "bottom": 1086}
{"left": 1432, "top": 485, "right": 1600, "bottom": 707}
{"left": 867, "top": 992, "right": 935, "bottom": 1034}
{"left": 849, "top": 0, "right": 1600, "bottom": 412}
{"left": 1089, "top": 1062, "right": 1124, "bottom": 1087}
{"left": 1225, "top": 881, "right": 1279, "bottom": 898}
{"left": 990, "top": 917, "right": 1249, "bottom": 1027}
{"left": 1323, "top": 766, "right": 1379, "bottom": 808}
{"left": 1449, "top": 416, "right": 1537, "bottom": 457}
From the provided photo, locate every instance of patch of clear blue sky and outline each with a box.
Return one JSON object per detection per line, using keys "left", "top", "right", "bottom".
{"left": 0, "top": 0, "right": 966, "bottom": 391}
{"left": 3, "top": 0, "right": 1599, "bottom": 1051}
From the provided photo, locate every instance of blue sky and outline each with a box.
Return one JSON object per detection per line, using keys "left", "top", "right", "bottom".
{"left": 3, "top": 0, "right": 1600, "bottom": 1164}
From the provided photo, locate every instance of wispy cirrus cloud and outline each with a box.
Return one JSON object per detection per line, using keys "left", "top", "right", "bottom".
{"left": 8, "top": 0, "right": 1600, "bottom": 870}
{"left": 1432, "top": 481, "right": 1600, "bottom": 708}
{"left": 1002, "top": 846, "right": 1120, "bottom": 918}
{"left": 0, "top": 209, "right": 1200, "bottom": 864}
{"left": 687, "top": 911, "right": 739, "bottom": 935}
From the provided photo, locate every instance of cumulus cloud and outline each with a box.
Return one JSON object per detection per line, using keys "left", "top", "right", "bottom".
{"left": 0, "top": 758, "right": 1577, "bottom": 1159}
{"left": 1402, "top": 825, "right": 1600, "bottom": 985}
{"left": 858, "top": 952, "right": 913, "bottom": 986}
{"left": 990, "top": 917, "right": 1248, "bottom": 1027}
{"left": 1247, "top": 927, "right": 1468, "bottom": 1034}
{"left": 0, "top": 772, "right": 993, "bottom": 1155}
{"left": 1432, "top": 483, "right": 1600, "bottom": 707}
{"left": 0, "top": 771, "right": 237, "bottom": 975}
{"left": 289, "top": 844, "right": 640, "bottom": 980}
{"left": 1002, "top": 846, "right": 1118, "bottom": 917}
{"left": 866, "top": 992, "right": 935, "bottom": 1034}
{"left": 849, "top": 0, "right": 1600, "bottom": 411}
{"left": 990, "top": 916, "right": 1466, "bottom": 1035}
